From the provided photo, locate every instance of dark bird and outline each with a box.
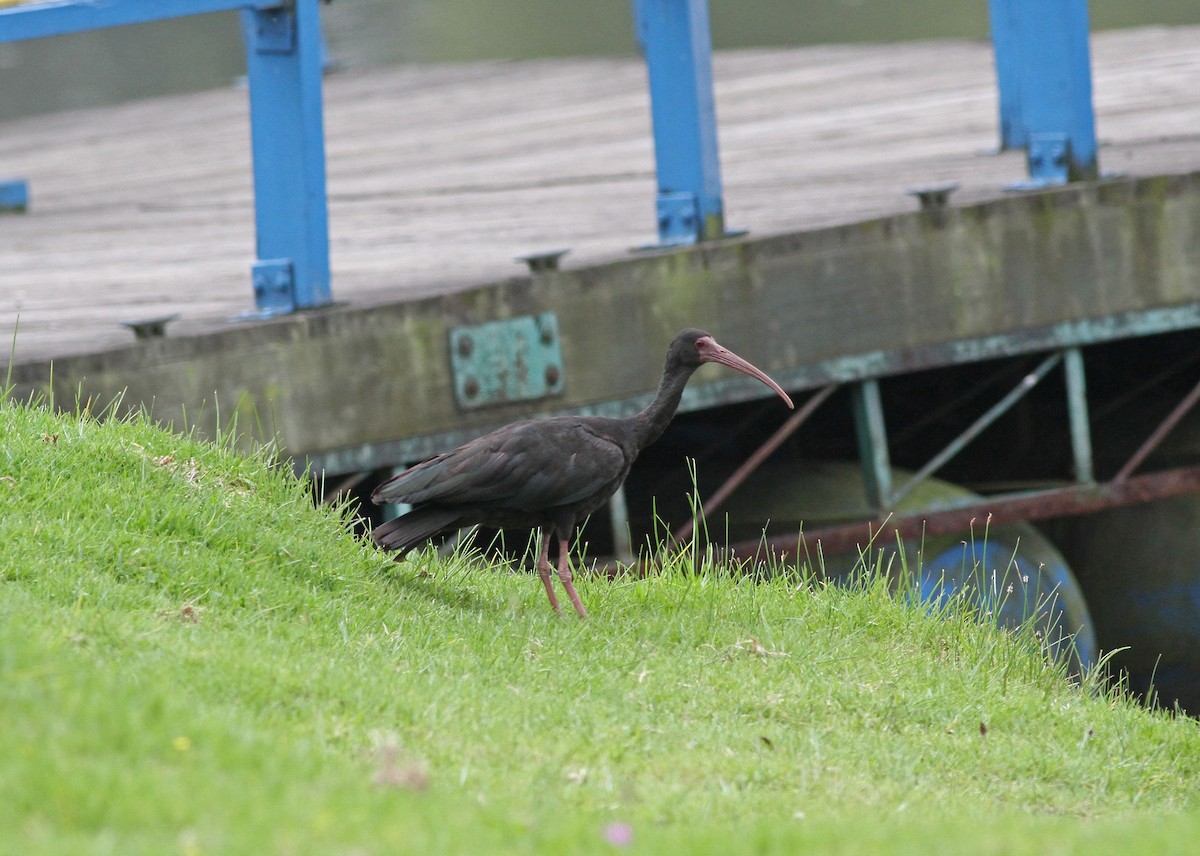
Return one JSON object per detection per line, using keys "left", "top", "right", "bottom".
{"left": 372, "top": 328, "right": 794, "bottom": 618}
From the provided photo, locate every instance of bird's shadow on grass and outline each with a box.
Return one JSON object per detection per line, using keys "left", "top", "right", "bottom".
{"left": 370, "top": 544, "right": 551, "bottom": 615}
{"left": 370, "top": 530, "right": 547, "bottom": 614}
{"left": 371, "top": 555, "right": 489, "bottom": 611}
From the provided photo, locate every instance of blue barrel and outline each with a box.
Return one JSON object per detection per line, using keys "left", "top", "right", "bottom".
{"left": 918, "top": 539, "right": 1097, "bottom": 672}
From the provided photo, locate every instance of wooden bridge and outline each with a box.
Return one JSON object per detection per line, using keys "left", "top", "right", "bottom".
{"left": 3, "top": 25, "right": 1198, "bottom": 367}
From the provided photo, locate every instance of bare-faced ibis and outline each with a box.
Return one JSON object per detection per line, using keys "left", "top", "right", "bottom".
{"left": 372, "top": 329, "right": 794, "bottom": 618}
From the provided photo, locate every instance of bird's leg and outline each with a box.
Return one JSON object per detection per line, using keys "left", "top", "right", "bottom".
{"left": 556, "top": 531, "right": 589, "bottom": 620}
{"left": 536, "top": 528, "right": 562, "bottom": 615}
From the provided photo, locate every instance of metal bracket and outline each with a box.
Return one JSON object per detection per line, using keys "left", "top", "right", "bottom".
{"left": 906, "top": 182, "right": 959, "bottom": 211}
{"left": 1007, "top": 133, "right": 1070, "bottom": 190}
{"left": 249, "top": 258, "right": 295, "bottom": 316}
{"left": 449, "top": 313, "right": 566, "bottom": 409}
{"left": 514, "top": 248, "right": 570, "bottom": 273}
{"left": 0, "top": 179, "right": 29, "bottom": 213}
{"left": 656, "top": 191, "right": 701, "bottom": 246}
{"left": 121, "top": 313, "right": 179, "bottom": 341}
{"left": 249, "top": 7, "right": 296, "bottom": 55}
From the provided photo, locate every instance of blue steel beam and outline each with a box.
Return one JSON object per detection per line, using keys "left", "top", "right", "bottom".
{"left": 631, "top": 0, "right": 727, "bottom": 245}
{"left": 987, "top": 0, "right": 1098, "bottom": 185}
{"left": 0, "top": 0, "right": 280, "bottom": 42}
{"left": 240, "top": 1, "right": 332, "bottom": 313}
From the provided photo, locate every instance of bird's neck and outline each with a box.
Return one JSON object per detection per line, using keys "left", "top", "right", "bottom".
{"left": 633, "top": 363, "right": 697, "bottom": 450}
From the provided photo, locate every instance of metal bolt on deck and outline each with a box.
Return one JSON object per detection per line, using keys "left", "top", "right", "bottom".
{"left": 906, "top": 182, "right": 960, "bottom": 211}
{"left": 121, "top": 313, "right": 180, "bottom": 341}
{"left": 514, "top": 249, "right": 570, "bottom": 273}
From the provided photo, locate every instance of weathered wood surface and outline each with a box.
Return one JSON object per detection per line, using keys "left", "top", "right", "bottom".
{"left": 2, "top": 26, "right": 1199, "bottom": 366}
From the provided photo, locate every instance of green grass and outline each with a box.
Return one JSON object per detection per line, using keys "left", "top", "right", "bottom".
{"left": 2, "top": 397, "right": 1199, "bottom": 854}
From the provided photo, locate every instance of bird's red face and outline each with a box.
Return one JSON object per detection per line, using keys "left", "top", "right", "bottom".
{"left": 695, "top": 335, "right": 794, "bottom": 409}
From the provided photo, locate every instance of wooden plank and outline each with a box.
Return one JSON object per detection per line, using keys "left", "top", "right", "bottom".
{"left": 1, "top": 27, "right": 1199, "bottom": 366}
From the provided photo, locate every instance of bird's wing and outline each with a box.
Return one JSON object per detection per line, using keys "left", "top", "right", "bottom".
{"left": 372, "top": 418, "right": 627, "bottom": 510}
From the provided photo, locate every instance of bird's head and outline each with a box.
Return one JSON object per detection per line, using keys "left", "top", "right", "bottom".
{"left": 671, "top": 329, "right": 794, "bottom": 409}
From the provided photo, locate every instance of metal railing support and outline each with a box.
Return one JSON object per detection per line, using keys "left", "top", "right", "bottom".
{"left": 0, "top": 0, "right": 333, "bottom": 316}
{"left": 240, "top": 0, "right": 333, "bottom": 315}
{"left": 987, "top": 0, "right": 1098, "bottom": 186}
{"left": 631, "top": 0, "right": 728, "bottom": 246}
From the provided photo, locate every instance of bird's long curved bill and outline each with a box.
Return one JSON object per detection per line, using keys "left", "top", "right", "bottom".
{"left": 701, "top": 338, "right": 795, "bottom": 409}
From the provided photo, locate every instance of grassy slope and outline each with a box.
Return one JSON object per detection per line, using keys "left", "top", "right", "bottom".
{"left": 1, "top": 399, "right": 1198, "bottom": 855}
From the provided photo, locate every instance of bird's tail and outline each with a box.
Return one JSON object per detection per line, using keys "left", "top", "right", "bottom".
{"left": 372, "top": 508, "right": 463, "bottom": 554}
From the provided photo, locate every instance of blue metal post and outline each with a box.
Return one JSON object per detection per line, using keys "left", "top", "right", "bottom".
{"left": 988, "top": 0, "right": 1025, "bottom": 152}
{"left": 631, "top": 0, "right": 727, "bottom": 246}
{"left": 988, "top": 0, "right": 1098, "bottom": 186}
{"left": 240, "top": 0, "right": 332, "bottom": 314}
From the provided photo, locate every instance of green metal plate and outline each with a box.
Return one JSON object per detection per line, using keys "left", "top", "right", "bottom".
{"left": 449, "top": 313, "right": 565, "bottom": 409}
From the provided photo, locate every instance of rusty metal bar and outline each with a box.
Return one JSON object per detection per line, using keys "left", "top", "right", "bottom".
{"left": 890, "top": 351, "right": 1063, "bottom": 506}
{"left": 672, "top": 383, "right": 838, "bottom": 544}
{"left": 1113, "top": 373, "right": 1200, "bottom": 483}
{"left": 726, "top": 464, "right": 1200, "bottom": 561}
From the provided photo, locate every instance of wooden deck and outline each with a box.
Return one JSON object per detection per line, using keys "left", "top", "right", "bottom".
{"left": 2, "top": 25, "right": 1199, "bottom": 366}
